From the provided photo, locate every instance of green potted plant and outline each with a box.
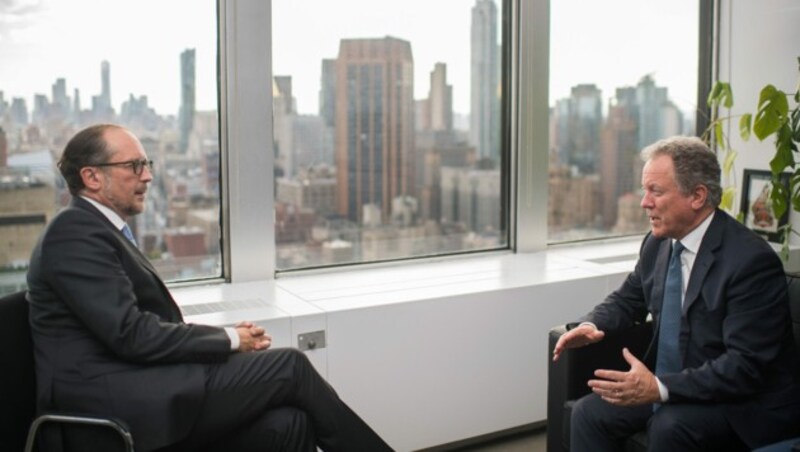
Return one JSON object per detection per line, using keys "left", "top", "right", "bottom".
{"left": 704, "top": 56, "right": 800, "bottom": 260}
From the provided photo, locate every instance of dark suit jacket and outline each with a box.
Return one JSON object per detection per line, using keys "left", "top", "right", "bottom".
{"left": 26, "top": 196, "right": 231, "bottom": 451}
{"left": 581, "top": 209, "right": 800, "bottom": 447}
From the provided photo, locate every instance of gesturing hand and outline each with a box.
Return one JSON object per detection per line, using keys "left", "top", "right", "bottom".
{"left": 588, "top": 347, "right": 661, "bottom": 406}
{"left": 235, "top": 321, "right": 272, "bottom": 352}
{"left": 552, "top": 324, "right": 605, "bottom": 362}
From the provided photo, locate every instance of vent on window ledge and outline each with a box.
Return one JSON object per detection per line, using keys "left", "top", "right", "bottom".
{"left": 180, "top": 298, "right": 265, "bottom": 316}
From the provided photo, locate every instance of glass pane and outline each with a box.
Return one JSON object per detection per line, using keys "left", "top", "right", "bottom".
{"left": 548, "top": 0, "right": 699, "bottom": 242}
{"left": 273, "top": 0, "right": 508, "bottom": 270}
{"left": 0, "top": 0, "right": 221, "bottom": 292}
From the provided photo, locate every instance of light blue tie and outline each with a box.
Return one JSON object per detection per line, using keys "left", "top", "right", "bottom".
{"left": 121, "top": 224, "right": 137, "bottom": 247}
{"left": 656, "top": 241, "right": 685, "bottom": 377}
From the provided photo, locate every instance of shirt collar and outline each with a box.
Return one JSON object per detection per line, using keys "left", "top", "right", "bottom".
{"left": 80, "top": 195, "right": 128, "bottom": 231}
{"left": 674, "top": 210, "right": 715, "bottom": 255}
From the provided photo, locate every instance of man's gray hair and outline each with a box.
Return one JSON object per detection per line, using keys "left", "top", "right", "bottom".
{"left": 641, "top": 136, "right": 722, "bottom": 208}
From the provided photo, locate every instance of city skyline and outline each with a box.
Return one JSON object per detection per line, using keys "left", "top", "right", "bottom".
{"left": 1, "top": 0, "right": 699, "bottom": 116}
{"left": 0, "top": 0, "right": 699, "bottom": 275}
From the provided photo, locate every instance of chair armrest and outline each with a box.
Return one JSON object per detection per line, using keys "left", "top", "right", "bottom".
{"left": 546, "top": 322, "right": 654, "bottom": 452}
{"left": 25, "top": 412, "right": 134, "bottom": 452}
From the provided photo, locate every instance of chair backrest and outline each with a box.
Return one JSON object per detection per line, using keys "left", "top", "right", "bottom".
{"left": 0, "top": 291, "right": 37, "bottom": 452}
{"left": 787, "top": 274, "right": 800, "bottom": 352}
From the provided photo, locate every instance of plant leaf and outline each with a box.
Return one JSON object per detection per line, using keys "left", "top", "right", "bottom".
{"left": 792, "top": 108, "right": 800, "bottom": 142}
{"left": 780, "top": 226, "right": 790, "bottom": 262}
{"left": 721, "top": 186, "right": 736, "bottom": 212}
{"left": 714, "top": 122, "right": 725, "bottom": 149}
{"left": 707, "top": 82, "right": 732, "bottom": 108}
{"left": 771, "top": 179, "right": 788, "bottom": 220}
{"left": 754, "top": 85, "right": 789, "bottom": 140}
{"left": 723, "top": 148, "right": 737, "bottom": 176}
{"left": 739, "top": 113, "right": 752, "bottom": 141}
{"left": 770, "top": 143, "right": 794, "bottom": 175}
{"left": 776, "top": 123, "right": 796, "bottom": 171}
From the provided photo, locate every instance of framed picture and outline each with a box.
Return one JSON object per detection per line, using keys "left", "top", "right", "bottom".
{"left": 740, "top": 169, "right": 791, "bottom": 243}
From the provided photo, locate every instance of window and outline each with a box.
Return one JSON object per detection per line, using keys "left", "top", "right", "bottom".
{"left": 0, "top": 0, "right": 221, "bottom": 292}
{"left": 547, "top": 0, "right": 701, "bottom": 243}
{"left": 0, "top": 0, "right": 712, "bottom": 293}
{"left": 272, "top": 0, "right": 509, "bottom": 271}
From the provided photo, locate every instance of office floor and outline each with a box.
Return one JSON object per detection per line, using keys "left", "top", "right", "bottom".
{"left": 450, "top": 427, "right": 546, "bottom": 452}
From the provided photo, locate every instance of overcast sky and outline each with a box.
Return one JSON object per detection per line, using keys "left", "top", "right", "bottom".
{"left": 0, "top": 0, "right": 698, "bottom": 117}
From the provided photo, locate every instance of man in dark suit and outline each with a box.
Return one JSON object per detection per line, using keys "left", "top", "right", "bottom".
{"left": 26, "top": 124, "right": 393, "bottom": 451}
{"left": 552, "top": 136, "right": 800, "bottom": 451}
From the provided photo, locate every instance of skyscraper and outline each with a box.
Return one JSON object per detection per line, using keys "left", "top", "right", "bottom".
{"left": 470, "top": 0, "right": 500, "bottom": 163}
{"left": 566, "top": 84, "right": 603, "bottom": 174}
{"left": 91, "top": 60, "right": 113, "bottom": 120}
{"left": 179, "top": 48, "right": 196, "bottom": 153}
{"left": 101, "top": 60, "right": 111, "bottom": 110}
{"left": 600, "top": 90, "right": 639, "bottom": 228}
{"left": 51, "top": 78, "right": 70, "bottom": 123}
{"left": 635, "top": 74, "right": 683, "bottom": 149}
{"left": 428, "top": 63, "right": 453, "bottom": 132}
{"left": 335, "top": 37, "right": 415, "bottom": 224}
{"left": 0, "top": 126, "right": 7, "bottom": 168}
{"left": 319, "top": 59, "right": 337, "bottom": 128}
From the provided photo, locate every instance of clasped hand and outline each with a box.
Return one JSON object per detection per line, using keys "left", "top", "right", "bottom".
{"left": 235, "top": 321, "right": 272, "bottom": 352}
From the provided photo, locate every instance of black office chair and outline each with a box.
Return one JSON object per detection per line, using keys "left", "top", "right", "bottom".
{"left": 0, "top": 290, "right": 135, "bottom": 452}
{"left": 546, "top": 274, "right": 800, "bottom": 452}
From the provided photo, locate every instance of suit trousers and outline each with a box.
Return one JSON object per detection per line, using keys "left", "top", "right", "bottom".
{"left": 161, "top": 348, "right": 392, "bottom": 452}
{"left": 570, "top": 393, "right": 748, "bottom": 452}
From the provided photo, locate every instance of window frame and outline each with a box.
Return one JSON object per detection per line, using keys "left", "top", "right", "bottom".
{"left": 219, "top": 0, "right": 713, "bottom": 283}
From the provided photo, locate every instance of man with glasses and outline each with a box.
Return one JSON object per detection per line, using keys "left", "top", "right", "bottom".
{"left": 26, "top": 124, "right": 392, "bottom": 452}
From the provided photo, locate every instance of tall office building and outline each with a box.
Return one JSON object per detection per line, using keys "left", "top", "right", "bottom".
{"left": 598, "top": 78, "right": 682, "bottom": 231}
{"left": 470, "top": 0, "right": 500, "bottom": 163}
{"left": 101, "top": 60, "right": 111, "bottom": 109}
{"left": 335, "top": 37, "right": 415, "bottom": 224}
{"left": 73, "top": 88, "right": 81, "bottom": 118}
{"left": 319, "top": 59, "right": 337, "bottom": 127}
{"left": 273, "top": 76, "right": 295, "bottom": 176}
{"left": 441, "top": 166, "right": 501, "bottom": 233}
{"left": 51, "top": 78, "right": 70, "bottom": 121}
{"left": 318, "top": 60, "right": 337, "bottom": 169}
{"left": 0, "top": 127, "right": 7, "bottom": 168}
{"left": 91, "top": 61, "right": 113, "bottom": 120}
{"left": 32, "top": 95, "right": 49, "bottom": 125}
{"left": 635, "top": 74, "right": 683, "bottom": 149}
{"left": 100, "top": 60, "right": 112, "bottom": 117}
{"left": 179, "top": 49, "right": 196, "bottom": 154}
{"left": 565, "top": 84, "right": 603, "bottom": 174}
{"left": 9, "top": 98, "right": 28, "bottom": 126}
{"left": 600, "top": 93, "right": 639, "bottom": 228}
{"left": 427, "top": 63, "right": 453, "bottom": 132}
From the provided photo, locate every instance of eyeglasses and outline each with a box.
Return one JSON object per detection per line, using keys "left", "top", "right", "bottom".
{"left": 93, "top": 159, "right": 154, "bottom": 176}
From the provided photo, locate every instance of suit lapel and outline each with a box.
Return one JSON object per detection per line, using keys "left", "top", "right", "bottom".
{"left": 71, "top": 197, "right": 183, "bottom": 321}
{"left": 683, "top": 211, "right": 723, "bottom": 313}
{"left": 119, "top": 234, "right": 160, "bottom": 276}
{"left": 71, "top": 197, "right": 161, "bottom": 276}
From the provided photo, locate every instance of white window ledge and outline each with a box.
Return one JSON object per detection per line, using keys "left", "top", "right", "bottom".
{"left": 172, "top": 236, "right": 643, "bottom": 326}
